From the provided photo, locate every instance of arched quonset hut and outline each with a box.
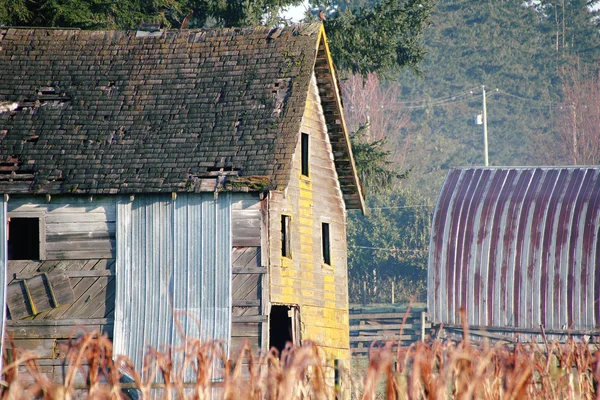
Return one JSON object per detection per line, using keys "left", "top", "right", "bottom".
{"left": 428, "top": 167, "right": 600, "bottom": 340}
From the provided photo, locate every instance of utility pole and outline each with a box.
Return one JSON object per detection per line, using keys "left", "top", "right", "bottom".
{"left": 482, "top": 85, "right": 489, "bottom": 167}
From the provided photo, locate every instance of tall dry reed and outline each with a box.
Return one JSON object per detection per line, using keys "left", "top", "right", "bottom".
{"left": 1, "top": 330, "right": 599, "bottom": 399}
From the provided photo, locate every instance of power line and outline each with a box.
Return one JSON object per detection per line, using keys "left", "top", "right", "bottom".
{"left": 386, "top": 86, "right": 480, "bottom": 106}
{"left": 350, "top": 245, "right": 428, "bottom": 253}
{"left": 366, "top": 204, "right": 434, "bottom": 210}
{"left": 374, "top": 86, "right": 561, "bottom": 111}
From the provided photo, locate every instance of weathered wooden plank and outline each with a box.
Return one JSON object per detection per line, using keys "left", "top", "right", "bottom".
{"left": 49, "top": 276, "right": 110, "bottom": 319}
{"left": 231, "top": 238, "right": 261, "bottom": 247}
{"left": 46, "top": 222, "right": 115, "bottom": 234}
{"left": 232, "top": 307, "right": 260, "bottom": 317}
{"left": 46, "top": 271, "right": 75, "bottom": 306}
{"left": 45, "top": 249, "right": 115, "bottom": 259}
{"left": 6, "top": 339, "right": 57, "bottom": 359}
{"left": 45, "top": 240, "right": 115, "bottom": 252}
{"left": 231, "top": 336, "right": 260, "bottom": 353}
{"left": 231, "top": 195, "right": 261, "bottom": 210}
{"left": 232, "top": 315, "right": 267, "bottom": 323}
{"left": 16, "top": 270, "right": 114, "bottom": 280}
{"left": 45, "top": 213, "right": 114, "bottom": 223}
{"left": 69, "top": 276, "right": 114, "bottom": 318}
{"left": 231, "top": 322, "right": 261, "bottom": 337}
{"left": 232, "top": 247, "right": 260, "bottom": 267}
{"left": 85, "top": 277, "right": 116, "bottom": 318}
{"left": 232, "top": 267, "right": 266, "bottom": 275}
{"left": 26, "top": 274, "right": 54, "bottom": 315}
{"left": 46, "top": 231, "right": 114, "bottom": 242}
{"left": 8, "top": 318, "right": 112, "bottom": 326}
{"left": 232, "top": 274, "right": 260, "bottom": 301}
{"left": 8, "top": 196, "right": 115, "bottom": 208}
{"left": 7, "top": 281, "right": 32, "bottom": 319}
{"left": 232, "top": 300, "right": 260, "bottom": 307}
{"left": 7, "top": 323, "right": 113, "bottom": 339}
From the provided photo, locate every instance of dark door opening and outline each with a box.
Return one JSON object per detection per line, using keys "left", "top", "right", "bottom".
{"left": 8, "top": 217, "right": 40, "bottom": 260}
{"left": 269, "top": 305, "right": 300, "bottom": 354}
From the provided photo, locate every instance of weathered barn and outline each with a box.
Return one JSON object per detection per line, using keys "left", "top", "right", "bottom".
{"left": 0, "top": 23, "right": 364, "bottom": 376}
{"left": 428, "top": 167, "right": 600, "bottom": 340}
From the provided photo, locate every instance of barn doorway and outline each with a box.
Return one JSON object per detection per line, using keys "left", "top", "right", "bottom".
{"left": 269, "top": 305, "right": 300, "bottom": 354}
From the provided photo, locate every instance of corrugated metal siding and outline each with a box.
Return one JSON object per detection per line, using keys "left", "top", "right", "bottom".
{"left": 0, "top": 200, "right": 6, "bottom": 371}
{"left": 428, "top": 167, "right": 600, "bottom": 331}
{"left": 114, "top": 193, "right": 232, "bottom": 371}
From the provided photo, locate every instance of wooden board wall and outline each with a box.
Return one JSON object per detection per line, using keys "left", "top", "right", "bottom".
{"left": 5, "top": 193, "right": 267, "bottom": 376}
{"left": 7, "top": 196, "right": 116, "bottom": 260}
{"left": 4, "top": 196, "right": 115, "bottom": 381}
{"left": 231, "top": 194, "right": 267, "bottom": 354}
{"left": 5, "top": 259, "right": 114, "bottom": 382}
{"left": 268, "top": 73, "right": 350, "bottom": 363}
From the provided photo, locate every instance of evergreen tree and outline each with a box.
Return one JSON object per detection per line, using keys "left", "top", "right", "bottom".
{"left": 392, "top": 0, "right": 600, "bottom": 197}
{"left": 347, "top": 188, "right": 431, "bottom": 304}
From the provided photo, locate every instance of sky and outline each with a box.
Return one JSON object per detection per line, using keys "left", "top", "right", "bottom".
{"left": 280, "top": 1, "right": 309, "bottom": 22}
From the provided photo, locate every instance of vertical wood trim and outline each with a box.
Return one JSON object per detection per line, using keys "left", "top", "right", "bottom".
{"left": 113, "top": 196, "right": 131, "bottom": 358}
{"left": 0, "top": 200, "right": 7, "bottom": 372}
{"left": 261, "top": 197, "right": 270, "bottom": 351}
{"left": 38, "top": 217, "right": 46, "bottom": 261}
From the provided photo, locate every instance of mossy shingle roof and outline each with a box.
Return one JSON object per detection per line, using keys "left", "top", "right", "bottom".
{"left": 0, "top": 24, "right": 322, "bottom": 195}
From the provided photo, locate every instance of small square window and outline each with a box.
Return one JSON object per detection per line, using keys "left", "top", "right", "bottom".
{"left": 8, "top": 217, "right": 41, "bottom": 260}
{"left": 281, "top": 215, "right": 291, "bottom": 258}
{"left": 301, "top": 133, "right": 309, "bottom": 177}
{"left": 322, "top": 222, "right": 331, "bottom": 265}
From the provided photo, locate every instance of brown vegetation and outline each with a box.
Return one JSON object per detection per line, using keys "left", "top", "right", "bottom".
{"left": 0, "top": 330, "right": 599, "bottom": 399}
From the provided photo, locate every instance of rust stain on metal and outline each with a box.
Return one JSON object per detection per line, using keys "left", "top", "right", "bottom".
{"left": 428, "top": 167, "right": 600, "bottom": 333}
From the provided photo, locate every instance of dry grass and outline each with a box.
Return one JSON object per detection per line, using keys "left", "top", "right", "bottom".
{"left": 0, "top": 330, "right": 599, "bottom": 399}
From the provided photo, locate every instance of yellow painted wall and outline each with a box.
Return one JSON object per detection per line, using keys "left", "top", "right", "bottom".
{"left": 268, "top": 73, "right": 350, "bottom": 365}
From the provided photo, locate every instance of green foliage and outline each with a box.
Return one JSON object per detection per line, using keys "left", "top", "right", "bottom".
{"left": 392, "top": 0, "right": 600, "bottom": 198}
{"left": 314, "top": 0, "right": 435, "bottom": 77}
{"left": 350, "top": 124, "right": 408, "bottom": 193}
{"left": 0, "top": 0, "right": 300, "bottom": 29}
{"left": 0, "top": 0, "right": 31, "bottom": 25}
{"left": 347, "top": 188, "right": 432, "bottom": 304}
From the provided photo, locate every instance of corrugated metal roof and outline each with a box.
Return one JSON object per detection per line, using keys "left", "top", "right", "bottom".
{"left": 428, "top": 167, "right": 600, "bottom": 332}
{"left": 114, "top": 193, "right": 232, "bottom": 373}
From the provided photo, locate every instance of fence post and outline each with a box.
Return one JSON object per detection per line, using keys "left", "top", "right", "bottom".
{"left": 421, "top": 311, "right": 426, "bottom": 341}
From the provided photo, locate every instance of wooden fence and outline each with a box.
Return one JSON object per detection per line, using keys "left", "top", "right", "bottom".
{"left": 349, "top": 304, "right": 430, "bottom": 356}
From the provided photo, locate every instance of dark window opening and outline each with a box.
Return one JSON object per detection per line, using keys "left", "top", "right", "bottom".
{"left": 301, "top": 132, "right": 309, "bottom": 177}
{"left": 322, "top": 222, "right": 331, "bottom": 265}
{"left": 8, "top": 217, "right": 40, "bottom": 260}
{"left": 281, "top": 215, "right": 291, "bottom": 258}
{"left": 269, "top": 305, "right": 300, "bottom": 354}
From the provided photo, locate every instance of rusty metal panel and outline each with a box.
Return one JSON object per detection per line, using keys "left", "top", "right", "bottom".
{"left": 428, "top": 167, "right": 600, "bottom": 333}
{"left": 114, "top": 193, "right": 232, "bottom": 372}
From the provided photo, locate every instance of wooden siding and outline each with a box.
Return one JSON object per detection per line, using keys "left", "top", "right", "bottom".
{"left": 232, "top": 195, "right": 261, "bottom": 247}
{"left": 4, "top": 195, "right": 116, "bottom": 376}
{"left": 7, "top": 196, "right": 116, "bottom": 260}
{"left": 268, "top": 73, "right": 350, "bottom": 363}
{"left": 5, "top": 259, "right": 114, "bottom": 380}
{"left": 231, "top": 194, "right": 266, "bottom": 352}
{"left": 231, "top": 247, "right": 265, "bottom": 352}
